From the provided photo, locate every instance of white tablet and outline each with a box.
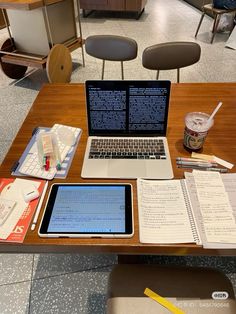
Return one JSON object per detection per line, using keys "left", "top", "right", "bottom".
{"left": 38, "top": 183, "right": 133, "bottom": 238}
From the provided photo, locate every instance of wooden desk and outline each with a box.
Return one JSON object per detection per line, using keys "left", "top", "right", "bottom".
{"left": 1, "top": 82, "right": 236, "bottom": 255}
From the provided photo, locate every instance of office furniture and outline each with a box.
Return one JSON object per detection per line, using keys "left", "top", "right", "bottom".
{"left": 184, "top": 0, "right": 212, "bottom": 11}
{"left": 85, "top": 35, "right": 138, "bottom": 80}
{"left": 0, "top": 9, "right": 4, "bottom": 28}
{"left": 195, "top": 4, "right": 236, "bottom": 43}
{"left": 80, "top": 0, "right": 147, "bottom": 19}
{"left": 46, "top": 44, "right": 72, "bottom": 83}
{"left": 142, "top": 42, "right": 201, "bottom": 82}
{"left": 0, "top": 9, "right": 7, "bottom": 29}
{"left": 0, "top": 0, "right": 85, "bottom": 81}
{"left": 0, "top": 83, "right": 236, "bottom": 255}
{"left": 107, "top": 264, "right": 236, "bottom": 313}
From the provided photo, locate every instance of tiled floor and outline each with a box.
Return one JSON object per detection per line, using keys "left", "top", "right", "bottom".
{"left": 0, "top": 0, "right": 236, "bottom": 313}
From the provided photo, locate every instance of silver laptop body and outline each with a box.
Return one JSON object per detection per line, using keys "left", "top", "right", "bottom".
{"left": 82, "top": 80, "right": 173, "bottom": 179}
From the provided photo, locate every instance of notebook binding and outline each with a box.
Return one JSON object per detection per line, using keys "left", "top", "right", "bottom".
{"left": 180, "top": 180, "right": 200, "bottom": 244}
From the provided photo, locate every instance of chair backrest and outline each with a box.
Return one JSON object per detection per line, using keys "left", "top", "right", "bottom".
{"left": 85, "top": 35, "right": 138, "bottom": 61}
{"left": 107, "top": 264, "right": 236, "bottom": 314}
{"left": 142, "top": 42, "right": 201, "bottom": 82}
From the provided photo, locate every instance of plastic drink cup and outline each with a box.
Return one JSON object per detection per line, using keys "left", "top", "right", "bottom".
{"left": 183, "top": 112, "right": 214, "bottom": 151}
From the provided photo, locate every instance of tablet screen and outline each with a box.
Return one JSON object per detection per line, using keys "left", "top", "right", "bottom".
{"left": 39, "top": 184, "right": 133, "bottom": 237}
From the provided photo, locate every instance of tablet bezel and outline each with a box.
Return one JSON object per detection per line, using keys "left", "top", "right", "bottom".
{"left": 38, "top": 183, "right": 133, "bottom": 238}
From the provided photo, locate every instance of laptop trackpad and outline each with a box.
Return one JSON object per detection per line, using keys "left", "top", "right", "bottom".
{"left": 108, "top": 160, "right": 147, "bottom": 178}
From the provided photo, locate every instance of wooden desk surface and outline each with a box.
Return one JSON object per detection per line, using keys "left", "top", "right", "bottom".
{"left": 1, "top": 82, "right": 236, "bottom": 255}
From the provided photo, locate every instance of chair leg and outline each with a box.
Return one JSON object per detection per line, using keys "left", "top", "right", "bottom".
{"left": 177, "top": 69, "right": 180, "bottom": 83}
{"left": 195, "top": 12, "right": 205, "bottom": 38}
{"left": 211, "top": 14, "right": 221, "bottom": 44}
{"left": 102, "top": 60, "right": 105, "bottom": 80}
{"left": 156, "top": 70, "right": 159, "bottom": 80}
{"left": 121, "top": 61, "right": 124, "bottom": 80}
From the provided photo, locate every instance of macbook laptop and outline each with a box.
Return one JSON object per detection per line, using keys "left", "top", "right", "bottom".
{"left": 81, "top": 80, "right": 173, "bottom": 179}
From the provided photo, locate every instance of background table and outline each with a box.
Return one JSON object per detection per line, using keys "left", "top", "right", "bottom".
{"left": 0, "top": 0, "right": 84, "bottom": 80}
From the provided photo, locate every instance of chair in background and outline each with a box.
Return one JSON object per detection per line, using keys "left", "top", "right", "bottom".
{"left": 107, "top": 264, "right": 236, "bottom": 314}
{"left": 142, "top": 42, "right": 201, "bottom": 83}
{"left": 195, "top": 4, "right": 236, "bottom": 44}
{"left": 85, "top": 35, "right": 138, "bottom": 80}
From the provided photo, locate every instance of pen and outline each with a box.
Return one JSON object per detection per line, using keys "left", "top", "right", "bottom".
{"left": 204, "top": 167, "right": 228, "bottom": 173}
{"left": 176, "top": 157, "right": 215, "bottom": 163}
{"left": 176, "top": 161, "right": 217, "bottom": 167}
{"left": 31, "top": 181, "right": 48, "bottom": 231}
{"left": 177, "top": 165, "right": 228, "bottom": 173}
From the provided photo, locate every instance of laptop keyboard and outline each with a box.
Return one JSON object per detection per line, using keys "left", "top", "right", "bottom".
{"left": 89, "top": 138, "right": 166, "bottom": 160}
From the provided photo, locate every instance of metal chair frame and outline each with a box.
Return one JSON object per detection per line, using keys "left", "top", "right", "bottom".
{"left": 195, "top": 4, "right": 236, "bottom": 44}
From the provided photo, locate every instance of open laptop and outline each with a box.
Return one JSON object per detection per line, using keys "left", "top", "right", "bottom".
{"left": 81, "top": 80, "right": 173, "bottom": 179}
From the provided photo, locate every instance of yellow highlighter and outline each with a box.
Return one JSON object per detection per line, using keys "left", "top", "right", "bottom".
{"left": 144, "top": 288, "right": 186, "bottom": 314}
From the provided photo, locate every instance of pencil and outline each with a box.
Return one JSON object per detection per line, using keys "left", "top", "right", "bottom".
{"left": 31, "top": 181, "right": 48, "bottom": 231}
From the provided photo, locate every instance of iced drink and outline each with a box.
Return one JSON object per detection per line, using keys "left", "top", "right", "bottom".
{"left": 183, "top": 112, "right": 214, "bottom": 151}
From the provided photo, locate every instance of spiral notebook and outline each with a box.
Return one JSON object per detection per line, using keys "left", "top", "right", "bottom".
{"left": 137, "top": 172, "right": 236, "bottom": 247}
{"left": 137, "top": 178, "right": 200, "bottom": 244}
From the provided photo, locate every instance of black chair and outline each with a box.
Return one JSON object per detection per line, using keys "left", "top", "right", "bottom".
{"left": 85, "top": 35, "right": 138, "bottom": 80}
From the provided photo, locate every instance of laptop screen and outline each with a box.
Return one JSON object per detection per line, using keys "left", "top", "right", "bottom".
{"left": 85, "top": 80, "right": 171, "bottom": 136}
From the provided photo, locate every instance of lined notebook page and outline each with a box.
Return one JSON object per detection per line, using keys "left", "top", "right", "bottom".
{"left": 193, "top": 171, "right": 236, "bottom": 244}
{"left": 137, "top": 179, "right": 196, "bottom": 244}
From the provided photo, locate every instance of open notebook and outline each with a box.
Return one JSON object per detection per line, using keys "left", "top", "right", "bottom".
{"left": 137, "top": 171, "right": 236, "bottom": 248}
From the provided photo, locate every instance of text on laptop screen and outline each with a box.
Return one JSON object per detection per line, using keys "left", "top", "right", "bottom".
{"left": 86, "top": 80, "right": 171, "bottom": 136}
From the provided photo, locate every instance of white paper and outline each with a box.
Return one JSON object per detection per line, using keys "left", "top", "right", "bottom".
{"left": 225, "top": 26, "right": 236, "bottom": 50}
{"left": 0, "top": 179, "right": 40, "bottom": 239}
{"left": 192, "top": 171, "right": 236, "bottom": 244}
{"left": 137, "top": 179, "right": 195, "bottom": 244}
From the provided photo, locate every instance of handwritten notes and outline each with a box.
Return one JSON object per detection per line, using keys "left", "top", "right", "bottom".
{"left": 192, "top": 171, "right": 236, "bottom": 244}
{"left": 137, "top": 179, "right": 196, "bottom": 244}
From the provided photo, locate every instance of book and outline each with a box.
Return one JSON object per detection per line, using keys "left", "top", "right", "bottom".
{"left": 137, "top": 171, "right": 236, "bottom": 248}
{"left": 0, "top": 178, "right": 46, "bottom": 243}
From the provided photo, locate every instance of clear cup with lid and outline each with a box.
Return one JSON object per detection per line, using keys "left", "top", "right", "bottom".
{"left": 183, "top": 112, "right": 214, "bottom": 151}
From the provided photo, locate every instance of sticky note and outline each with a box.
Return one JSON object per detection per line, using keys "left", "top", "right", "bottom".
{"left": 192, "top": 153, "right": 234, "bottom": 169}
{"left": 144, "top": 288, "right": 185, "bottom": 314}
{"left": 191, "top": 152, "right": 213, "bottom": 161}
{"left": 213, "top": 156, "right": 234, "bottom": 170}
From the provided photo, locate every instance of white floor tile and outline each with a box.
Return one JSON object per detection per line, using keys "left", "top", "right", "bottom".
{"left": 30, "top": 268, "right": 112, "bottom": 314}
{"left": 33, "top": 254, "right": 117, "bottom": 279}
{"left": 0, "top": 281, "right": 31, "bottom": 314}
{"left": 0, "top": 254, "right": 33, "bottom": 285}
